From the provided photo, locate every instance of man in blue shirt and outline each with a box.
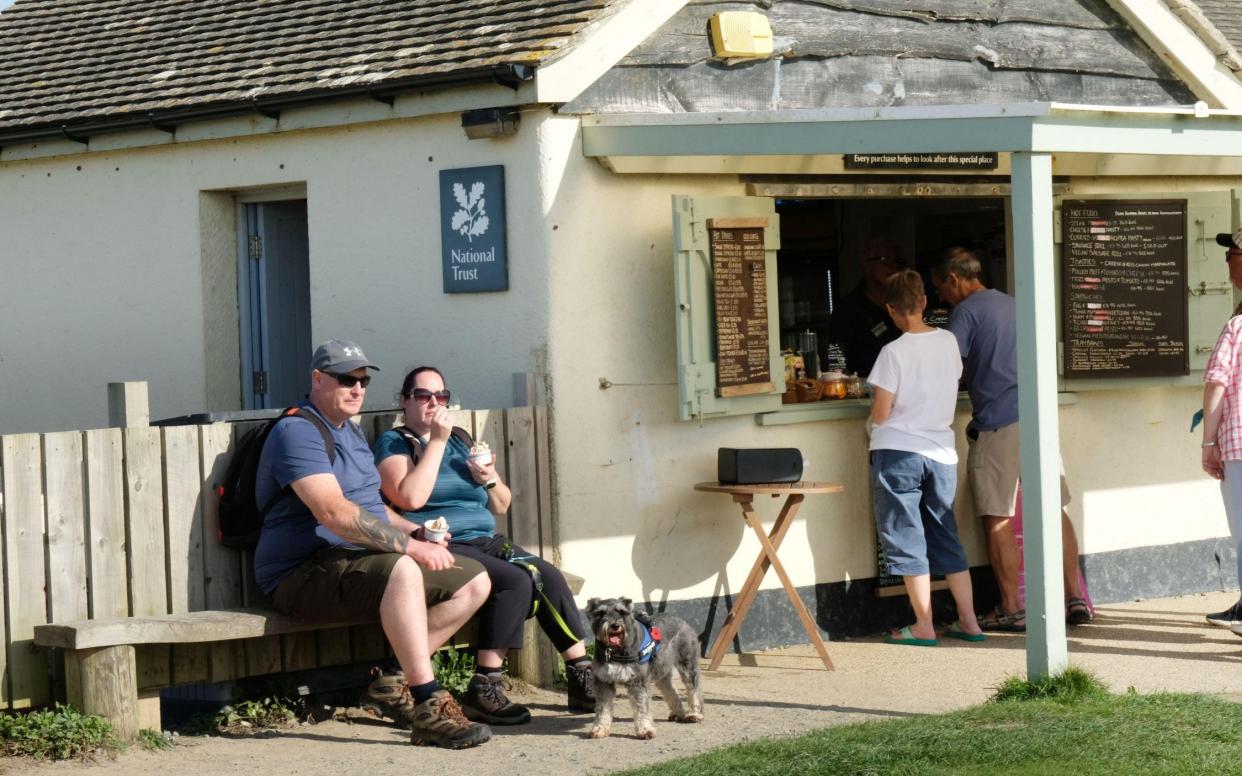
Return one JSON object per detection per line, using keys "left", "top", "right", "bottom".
{"left": 255, "top": 339, "right": 493, "bottom": 749}
{"left": 932, "top": 248, "right": 1092, "bottom": 631}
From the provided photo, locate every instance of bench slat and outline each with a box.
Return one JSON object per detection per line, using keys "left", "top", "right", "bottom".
{"left": 34, "top": 609, "right": 372, "bottom": 651}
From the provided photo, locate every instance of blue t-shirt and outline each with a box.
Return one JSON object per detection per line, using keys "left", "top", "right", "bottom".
{"left": 946, "top": 288, "right": 1019, "bottom": 432}
{"left": 253, "top": 403, "right": 389, "bottom": 594}
{"left": 373, "top": 429, "right": 495, "bottom": 543}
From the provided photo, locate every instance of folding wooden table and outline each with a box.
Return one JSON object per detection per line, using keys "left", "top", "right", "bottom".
{"left": 694, "top": 481, "right": 844, "bottom": 671}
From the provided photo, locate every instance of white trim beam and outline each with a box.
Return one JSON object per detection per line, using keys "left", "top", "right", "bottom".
{"left": 534, "top": 0, "right": 688, "bottom": 104}
{"left": 584, "top": 116, "right": 1041, "bottom": 157}
{"left": 1011, "top": 152, "right": 1068, "bottom": 678}
{"left": 1106, "top": 0, "right": 1242, "bottom": 110}
{"left": 582, "top": 105, "right": 1242, "bottom": 162}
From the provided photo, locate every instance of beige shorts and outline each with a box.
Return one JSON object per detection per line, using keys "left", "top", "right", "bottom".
{"left": 966, "top": 421, "right": 1070, "bottom": 518}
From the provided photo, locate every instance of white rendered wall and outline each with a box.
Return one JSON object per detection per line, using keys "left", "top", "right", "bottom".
{"left": 0, "top": 112, "right": 551, "bottom": 433}
{"left": 540, "top": 131, "right": 1230, "bottom": 604}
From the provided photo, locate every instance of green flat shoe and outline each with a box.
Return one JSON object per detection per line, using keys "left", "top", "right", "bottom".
{"left": 884, "top": 625, "right": 938, "bottom": 647}
{"left": 945, "top": 623, "right": 986, "bottom": 642}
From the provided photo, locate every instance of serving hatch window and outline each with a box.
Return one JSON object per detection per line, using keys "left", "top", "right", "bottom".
{"left": 775, "top": 197, "right": 1007, "bottom": 381}
{"left": 671, "top": 188, "right": 1236, "bottom": 421}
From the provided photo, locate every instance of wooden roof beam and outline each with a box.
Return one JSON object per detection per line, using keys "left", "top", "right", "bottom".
{"left": 1106, "top": 0, "right": 1242, "bottom": 109}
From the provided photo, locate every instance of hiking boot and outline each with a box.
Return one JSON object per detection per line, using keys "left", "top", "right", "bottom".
{"left": 410, "top": 690, "right": 492, "bottom": 749}
{"left": 360, "top": 668, "right": 416, "bottom": 728}
{"left": 1206, "top": 601, "right": 1242, "bottom": 627}
{"left": 459, "top": 673, "right": 531, "bottom": 725}
{"left": 566, "top": 661, "right": 596, "bottom": 713}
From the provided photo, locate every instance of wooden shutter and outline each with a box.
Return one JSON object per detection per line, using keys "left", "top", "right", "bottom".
{"left": 672, "top": 195, "right": 783, "bottom": 420}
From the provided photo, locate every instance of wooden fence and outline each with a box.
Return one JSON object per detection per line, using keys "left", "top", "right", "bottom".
{"left": 0, "top": 406, "right": 553, "bottom": 710}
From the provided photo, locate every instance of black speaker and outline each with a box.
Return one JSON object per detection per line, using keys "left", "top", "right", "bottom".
{"left": 717, "top": 448, "right": 803, "bottom": 485}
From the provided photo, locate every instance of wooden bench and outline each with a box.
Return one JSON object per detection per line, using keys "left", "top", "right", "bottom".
{"left": 34, "top": 610, "right": 372, "bottom": 739}
{"left": 3, "top": 395, "right": 566, "bottom": 739}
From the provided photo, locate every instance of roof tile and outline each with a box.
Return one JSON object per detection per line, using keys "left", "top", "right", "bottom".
{"left": 0, "top": 0, "right": 616, "bottom": 132}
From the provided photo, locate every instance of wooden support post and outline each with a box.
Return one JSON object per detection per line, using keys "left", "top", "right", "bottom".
{"left": 107, "top": 382, "right": 150, "bottom": 428}
{"left": 63, "top": 646, "right": 140, "bottom": 741}
{"left": 137, "top": 691, "right": 161, "bottom": 732}
{"left": 1012, "top": 151, "right": 1068, "bottom": 679}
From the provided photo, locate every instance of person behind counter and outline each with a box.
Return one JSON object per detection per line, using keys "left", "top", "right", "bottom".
{"left": 831, "top": 236, "right": 904, "bottom": 377}
{"left": 868, "top": 270, "right": 984, "bottom": 646}
{"left": 374, "top": 366, "right": 595, "bottom": 726}
{"left": 1199, "top": 229, "right": 1242, "bottom": 630}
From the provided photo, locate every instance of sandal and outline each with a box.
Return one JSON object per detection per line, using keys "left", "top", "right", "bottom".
{"left": 1066, "top": 597, "right": 1093, "bottom": 626}
{"left": 977, "top": 606, "right": 1026, "bottom": 632}
{"left": 945, "top": 623, "right": 986, "bottom": 642}
{"left": 884, "top": 625, "right": 938, "bottom": 647}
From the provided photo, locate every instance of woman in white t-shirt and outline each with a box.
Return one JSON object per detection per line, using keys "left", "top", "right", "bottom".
{"left": 868, "top": 270, "right": 983, "bottom": 646}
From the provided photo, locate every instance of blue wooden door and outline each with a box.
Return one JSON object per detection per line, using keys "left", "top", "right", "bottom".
{"left": 240, "top": 200, "right": 310, "bottom": 409}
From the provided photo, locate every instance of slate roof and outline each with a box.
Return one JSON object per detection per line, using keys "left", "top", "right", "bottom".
{"left": 565, "top": 0, "right": 1196, "bottom": 114}
{"left": 1198, "top": 0, "right": 1242, "bottom": 54}
{"left": 0, "top": 0, "right": 614, "bottom": 141}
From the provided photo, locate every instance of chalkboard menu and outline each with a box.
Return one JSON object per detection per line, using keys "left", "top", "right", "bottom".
{"left": 708, "top": 218, "right": 774, "bottom": 397}
{"left": 1062, "top": 200, "right": 1188, "bottom": 378}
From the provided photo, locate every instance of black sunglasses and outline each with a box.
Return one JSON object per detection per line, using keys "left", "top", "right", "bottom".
{"left": 406, "top": 388, "right": 451, "bottom": 406}
{"left": 323, "top": 372, "right": 372, "bottom": 389}
{"left": 866, "top": 255, "right": 906, "bottom": 266}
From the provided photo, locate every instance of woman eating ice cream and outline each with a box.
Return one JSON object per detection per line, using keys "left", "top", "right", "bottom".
{"left": 373, "top": 366, "right": 594, "bottom": 725}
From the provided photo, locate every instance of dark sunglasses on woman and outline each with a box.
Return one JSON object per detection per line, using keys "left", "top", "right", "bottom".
{"left": 407, "top": 388, "right": 451, "bottom": 405}
{"left": 324, "top": 372, "right": 372, "bottom": 388}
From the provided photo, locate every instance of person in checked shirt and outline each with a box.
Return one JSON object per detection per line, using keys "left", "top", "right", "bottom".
{"left": 1200, "top": 229, "right": 1242, "bottom": 630}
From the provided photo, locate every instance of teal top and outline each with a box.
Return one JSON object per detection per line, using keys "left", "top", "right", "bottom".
{"left": 372, "top": 428, "right": 496, "bottom": 542}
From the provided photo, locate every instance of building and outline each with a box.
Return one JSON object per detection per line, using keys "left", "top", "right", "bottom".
{"left": 4, "top": 0, "right": 1242, "bottom": 659}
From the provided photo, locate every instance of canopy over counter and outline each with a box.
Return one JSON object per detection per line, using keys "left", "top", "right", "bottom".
{"left": 583, "top": 102, "right": 1242, "bottom": 677}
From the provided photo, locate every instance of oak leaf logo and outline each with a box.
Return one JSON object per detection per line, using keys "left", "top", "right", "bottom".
{"left": 450, "top": 181, "right": 489, "bottom": 242}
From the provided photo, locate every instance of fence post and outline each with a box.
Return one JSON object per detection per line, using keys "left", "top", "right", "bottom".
{"left": 512, "top": 372, "right": 538, "bottom": 408}
{"left": 507, "top": 372, "right": 562, "bottom": 689}
{"left": 107, "top": 382, "right": 150, "bottom": 428}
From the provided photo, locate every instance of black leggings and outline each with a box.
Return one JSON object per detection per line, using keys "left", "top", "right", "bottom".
{"left": 450, "top": 535, "right": 586, "bottom": 654}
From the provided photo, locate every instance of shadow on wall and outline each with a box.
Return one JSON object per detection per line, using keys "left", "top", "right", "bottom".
{"left": 630, "top": 490, "right": 746, "bottom": 610}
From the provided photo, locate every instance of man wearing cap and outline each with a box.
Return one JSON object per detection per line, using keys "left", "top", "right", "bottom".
{"left": 254, "top": 339, "right": 494, "bottom": 749}
{"left": 831, "top": 236, "right": 905, "bottom": 377}
{"left": 931, "top": 247, "right": 1093, "bottom": 631}
{"left": 1199, "top": 231, "right": 1242, "bottom": 630}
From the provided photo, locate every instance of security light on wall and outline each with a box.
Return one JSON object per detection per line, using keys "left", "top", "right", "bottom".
{"left": 462, "top": 107, "right": 520, "bottom": 139}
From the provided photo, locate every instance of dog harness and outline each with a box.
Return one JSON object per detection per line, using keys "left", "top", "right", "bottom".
{"left": 596, "top": 616, "right": 663, "bottom": 665}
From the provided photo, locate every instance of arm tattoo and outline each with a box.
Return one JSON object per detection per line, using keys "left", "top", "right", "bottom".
{"left": 341, "top": 507, "right": 410, "bottom": 554}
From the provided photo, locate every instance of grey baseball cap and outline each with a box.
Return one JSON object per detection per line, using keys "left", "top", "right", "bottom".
{"left": 310, "top": 339, "right": 381, "bottom": 373}
{"left": 1217, "top": 229, "right": 1242, "bottom": 250}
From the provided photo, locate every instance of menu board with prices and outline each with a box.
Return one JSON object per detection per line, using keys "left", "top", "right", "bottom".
{"left": 708, "top": 218, "right": 774, "bottom": 397}
{"left": 1061, "top": 200, "right": 1188, "bottom": 378}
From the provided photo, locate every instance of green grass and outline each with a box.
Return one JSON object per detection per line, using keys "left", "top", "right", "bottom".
{"left": 214, "top": 696, "right": 298, "bottom": 733}
{"left": 137, "top": 728, "right": 173, "bottom": 751}
{"left": 614, "top": 669, "right": 1242, "bottom": 776}
{"left": 0, "top": 704, "right": 116, "bottom": 760}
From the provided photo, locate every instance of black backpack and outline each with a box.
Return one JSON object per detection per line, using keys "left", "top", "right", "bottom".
{"left": 215, "top": 406, "right": 334, "bottom": 550}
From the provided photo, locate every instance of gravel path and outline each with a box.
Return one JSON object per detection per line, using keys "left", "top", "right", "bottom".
{"left": 9, "top": 591, "right": 1242, "bottom": 775}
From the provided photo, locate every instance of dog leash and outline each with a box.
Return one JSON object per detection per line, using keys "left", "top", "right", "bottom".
{"left": 502, "top": 543, "right": 581, "bottom": 643}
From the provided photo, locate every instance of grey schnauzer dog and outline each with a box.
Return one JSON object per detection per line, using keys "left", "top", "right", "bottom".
{"left": 586, "top": 597, "right": 704, "bottom": 740}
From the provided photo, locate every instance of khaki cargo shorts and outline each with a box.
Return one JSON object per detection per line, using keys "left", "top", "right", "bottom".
{"left": 966, "top": 421, "right": 1070, "bottom": 518}
{"left": 272, "top": 546, "right": 484, "bottom": 623}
